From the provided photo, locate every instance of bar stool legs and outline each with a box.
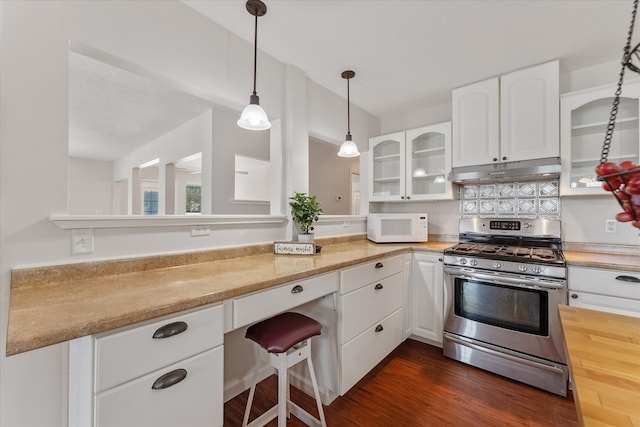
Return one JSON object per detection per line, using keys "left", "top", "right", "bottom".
{"left": 243, "top": 337, "right": 327, "bottom": 427}
{"left": 243, "top": 312, "right": 327, "bottom": 427}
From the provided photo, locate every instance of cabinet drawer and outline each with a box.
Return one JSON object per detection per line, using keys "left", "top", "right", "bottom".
{"left": 341, "top": 272, "right": 403, "bottom": 343}
{"left": 568, "top": 266, "right": 640, "bottom": 300}
{"left": 95, "top": 304, "right": 223, "bottom": 393}
{"left": 95, "top": 346, "right": 223, "bottom": 427}
{"left": 569, "top": 291, "right": 640, "bottom": 318}
{"left": 340, "top": 308, "right": 404, "bottom": 395}
{"left": 340, "top": 255, "right": 403, "bottom": 294}
{"left": 233, "top": 272, "right": 338, "bottom": 329}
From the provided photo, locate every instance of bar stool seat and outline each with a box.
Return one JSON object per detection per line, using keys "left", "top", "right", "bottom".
{"left": 243, "top": 312, "right": 327, "bottom": 427}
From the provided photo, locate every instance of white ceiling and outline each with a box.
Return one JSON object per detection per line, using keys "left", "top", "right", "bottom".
{"left": 69, "top": 51, "right": 212, "bottom": 162}
{"left": 183, "top": 0, "right": 635, "bottom": 120}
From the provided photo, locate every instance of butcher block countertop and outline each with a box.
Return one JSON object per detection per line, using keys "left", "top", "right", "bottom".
{"left": 6, "top": 238, "right": 451, "bottom": 356}
{"left": 559, "top": 305, "right": 640, "bottom": 427}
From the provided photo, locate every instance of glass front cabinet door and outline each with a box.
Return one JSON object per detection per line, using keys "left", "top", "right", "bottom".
{"left": 369, "top": 122, "right": 452, "bottom": 202}
{"left": 406, "top": 122, "right": 453, "bottom": 201}
{"left": 369, "top": 132, "right": 405, "bottom": 201}
{"left": 560, "top": 81, "right": 640, "bottom": 196}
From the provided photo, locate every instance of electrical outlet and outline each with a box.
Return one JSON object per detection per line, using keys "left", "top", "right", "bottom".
{"left": 72, "top": 229, "right": 94, "bottom": 254}
{"left": 605, "top": 219, "right": 617, "bottom": 233}
{"left": 191, "top": 224, "right": 210, "bottom": 236}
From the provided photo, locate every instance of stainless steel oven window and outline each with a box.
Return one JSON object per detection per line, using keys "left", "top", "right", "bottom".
{"left": 453, "top": 278, "right": 549, "bottom": 336}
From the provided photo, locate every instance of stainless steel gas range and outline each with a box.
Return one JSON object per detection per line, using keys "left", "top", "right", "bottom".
{"left": 443, "top": 217, "right": 568, "bottom": 396}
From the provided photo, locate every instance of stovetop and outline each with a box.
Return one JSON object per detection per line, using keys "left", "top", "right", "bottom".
{"left": 445, "top": 242, "right": 565, "bottom": 265}
{"left": 443, "top": 217, "right": 566, "bottom": 278}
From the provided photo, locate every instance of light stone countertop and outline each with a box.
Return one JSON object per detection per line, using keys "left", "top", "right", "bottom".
{"left": 8, "top": 239, "right": 453, "bottom": 356}
{"left": 7, "top": 236, "right": 636, "bottom": 357}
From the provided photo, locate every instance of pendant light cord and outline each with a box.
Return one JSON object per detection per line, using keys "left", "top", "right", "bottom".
{"left": 346, "top": 77, "right": 351, "bottom": 136}
{"left": 252, "top": 13, "right": 258, "bottom": 96}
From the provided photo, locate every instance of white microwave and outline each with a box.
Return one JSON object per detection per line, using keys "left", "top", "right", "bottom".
{"left": 367, "top": 213, "right": 428, "bottom": 243}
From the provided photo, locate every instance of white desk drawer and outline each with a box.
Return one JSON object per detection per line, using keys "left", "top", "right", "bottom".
{"left": 95, "top": 304, "right": 223, "bottom": 393}
{"left": 340, "top": 308, "right": 404, "bottom": 395}
{"left": 341, "top": 272, "right": 403, "bottom": 343}
{"left": 340, "top": 255, "right": 403, "bottom": 294}
{"left": 233, "top": 272, "right": 338, "bottom": 329}
{"left": 95, "top": 346, "right": 223, "bottom": 427}
{"left": 568, "top": 266, "right": 640, "bottom": 300}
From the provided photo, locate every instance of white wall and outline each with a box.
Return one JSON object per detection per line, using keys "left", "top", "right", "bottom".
{"left": 0, "top": 2, "right": 380, "bottom": 426}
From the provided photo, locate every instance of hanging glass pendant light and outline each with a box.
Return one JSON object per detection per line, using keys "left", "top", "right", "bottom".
{"left": 237, "top": 0, "right": 271, "bottom": 131}
{"left": 338, "top": 70, "right": 360, "bottom": 157}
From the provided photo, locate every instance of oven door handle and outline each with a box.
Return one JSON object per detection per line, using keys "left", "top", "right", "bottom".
{"left": 444, "top": 333, "right": 565, "bottom": 375}
{"left": 444, "top": 267, "right": 566, "bottom": 290}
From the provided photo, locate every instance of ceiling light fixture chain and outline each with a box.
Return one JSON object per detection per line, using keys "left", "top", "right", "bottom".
{"left": 600, "top": 0, "right": 638, "bottom": 163}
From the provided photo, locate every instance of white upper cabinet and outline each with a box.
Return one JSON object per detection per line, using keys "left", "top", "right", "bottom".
{"left": 560, "top": 81, "right": 640, "bottom": 196}
{"left": 452, "top": 61, "right": 559, "bottom": 168}
{"left": 369, "top": 122, "right": 453, "bottom": 202}
{"left": 452, "top": 78, "right": 500, "bottom": 167}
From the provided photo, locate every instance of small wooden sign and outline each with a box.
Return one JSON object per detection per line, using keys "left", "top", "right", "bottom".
{"left": 274, "top": 241, "right": 315, "bottom": 256}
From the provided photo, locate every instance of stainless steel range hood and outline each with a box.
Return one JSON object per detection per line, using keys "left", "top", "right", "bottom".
{"left": 448, "top": 157, "right": 561, "bottom": 184}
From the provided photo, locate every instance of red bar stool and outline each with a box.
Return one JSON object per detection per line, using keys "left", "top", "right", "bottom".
{"left": 242, "top": 312, "right": 327, "bottom": 427}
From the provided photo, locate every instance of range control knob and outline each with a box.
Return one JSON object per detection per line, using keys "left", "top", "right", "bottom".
{"left": 492, "top": 261, "right": 502, "bottom": 269}
{"left": 523, "top": 222, "right": 533, "bottom": 230}
{"left": 459, "top": 258, "right": 467, "bottom": 265}
{"left": 518, "top": 265, "right": 528, "bottom": 272}
{"left": 469, "top": 259, "right": 478, "bottom": 266}
{"left": 531, "top": 266, "right": 542, "bottom": 274}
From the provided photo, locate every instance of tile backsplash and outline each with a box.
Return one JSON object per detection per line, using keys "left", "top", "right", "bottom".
{"left": 460, "top": 180, "right": 560, "bottom": 219}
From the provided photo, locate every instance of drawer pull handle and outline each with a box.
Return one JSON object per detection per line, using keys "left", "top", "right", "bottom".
{"left": 151, "top": 368, "right": 187, "bottom": 390}
{"left": 571, "top": 293, "right": 578, "bottom": 299}
{"left": 615, "top": 275, "right": 640, "bottom": 283}
{"left": 375, "top": 324, "right": 384, "bottom": 333}
{"left": 374, "top": 283, "right": 384, "bottom": 290}
{"left": 375, "top": 262, "right": 384, "bottom": 269}
{"left": 152, "top": 321, "right": 188, "bottom": 339}
{"left": 291, "top": 285, "right": 304, "bottom": 294}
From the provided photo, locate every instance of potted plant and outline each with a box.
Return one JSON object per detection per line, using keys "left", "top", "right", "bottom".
{"left": 289, "top": 192, "right": 323, "bottom": 242}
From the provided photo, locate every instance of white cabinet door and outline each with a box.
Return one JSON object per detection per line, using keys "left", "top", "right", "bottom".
{"left": 369, "top": 132, "right": 405, "bottom": 201}
{"left": 452, "top": 61, "right": 559, "bottom": 168}
{"left": 500, "top": 60, "right": 559, "bottom": 163}
{"left": 452, "top": 77, "right": 500, "bottom": 167}
{"left": 560, "top": 81, "right": 640, "bottom": 196}
{"left": 411, "top": 253, "right": 444, "bottom": 346}
{"left": 405, "top": 122, "right": 453, "bottom": 200}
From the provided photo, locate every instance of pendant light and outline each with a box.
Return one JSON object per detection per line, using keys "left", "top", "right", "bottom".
{"left": 237, "top": 0, "right": 271, "bottom": 131}
{"left": 337, "top": 70, "right": 360, "bottom": 157}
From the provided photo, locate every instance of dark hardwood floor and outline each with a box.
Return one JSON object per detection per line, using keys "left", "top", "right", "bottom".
{"left": 224, "top": 339, "right": 578, "bottom": 427}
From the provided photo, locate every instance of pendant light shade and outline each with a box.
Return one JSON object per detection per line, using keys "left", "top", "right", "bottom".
{"left": 338, "top": 70, "right": 360, "bottom": 158}
{"left": 238, "top": 0, "right": 271, "bottom": 131}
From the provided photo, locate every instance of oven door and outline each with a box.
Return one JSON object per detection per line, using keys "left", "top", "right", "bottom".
{"left": 443, "top": 265, "right": 567, "bottom": 364}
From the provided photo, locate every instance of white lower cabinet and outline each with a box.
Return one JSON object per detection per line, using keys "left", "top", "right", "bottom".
{"left": 568, "top": 266, "right": 640, "bottom": 317}
{"left": 338, "top": 256, "right": 405, "bottom": 394}
{"left": 340, "top": 309, "right": 404, "bottom": 394}
{"left": 69, "top": 304, "right": 224, "bottom": 427}
{"left": 95, "top": 347, "right": 223, "bottom": 427}
{"left": 411, "top": 253, "right": 444, "bottom": 346}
